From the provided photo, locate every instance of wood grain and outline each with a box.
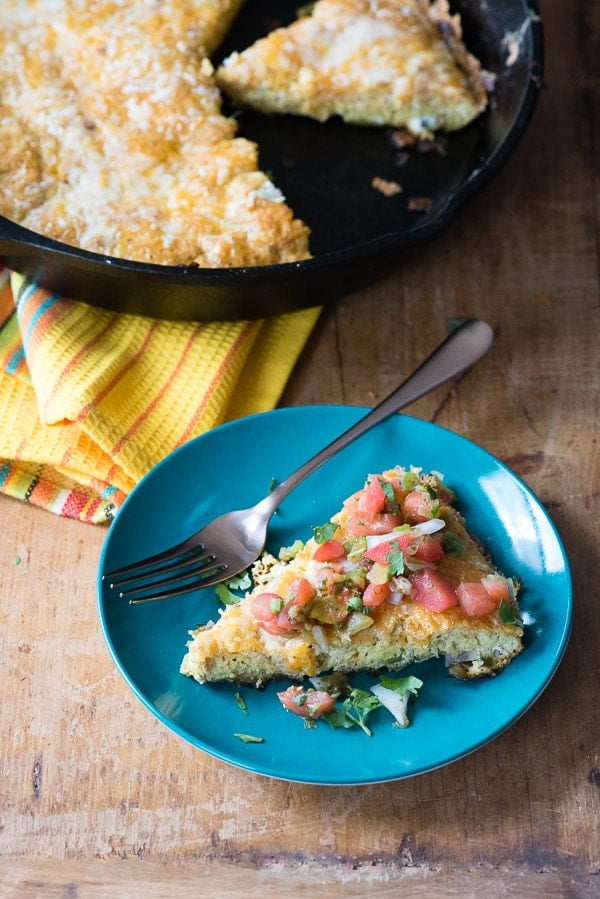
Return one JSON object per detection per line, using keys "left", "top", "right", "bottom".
{"left": 0, "top": 1, "right": 598, "bottom": 895}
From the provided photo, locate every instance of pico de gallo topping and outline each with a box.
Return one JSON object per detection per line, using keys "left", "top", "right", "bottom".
{"left": 276, "top": 685, "right": 337, "bottom": 720}
{"left": 247, "top": 469, "right": 519, "bottom": 637}
{"left": 276, "top": 672, "right": 424, "bottom": 734}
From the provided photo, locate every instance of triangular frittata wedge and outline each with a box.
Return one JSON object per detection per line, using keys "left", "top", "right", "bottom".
{"left": 216, "top": 0, "right": 488, "bottom": 137}
{"left": 181, "top": 467, "right": 523, "bottom": 688}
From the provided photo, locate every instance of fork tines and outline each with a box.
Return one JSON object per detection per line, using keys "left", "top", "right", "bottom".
{"left": 103, "top": 544, "right": 226, "bottom": 603}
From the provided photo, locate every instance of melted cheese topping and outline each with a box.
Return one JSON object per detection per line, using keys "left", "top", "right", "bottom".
{"left": 0, "top": 0, "right": 311, "bottom": 267}
{"left": 217, "top": 0, "right": 488, "bottom": 134}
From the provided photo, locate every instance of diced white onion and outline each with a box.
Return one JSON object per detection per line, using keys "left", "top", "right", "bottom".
{"left": 337, "top": 559, "right": 363, "bottom": 573}
{"left": 365, "top": 532, "right": 400, "bottom": 550}
{"left": 391, "top": 576, "right": 412, "bottom": 595}
{"left": 444, "top": 650, "right": 480, "bottom": 665}
{"left": 364, "top": 519, "right": 445, "bottom": 551}
{"left": 311, "top": 625, "right": 329, "bottom": 652}
{"left": 303, "top": 559, "right": 319, "bottom": 588}
{"left": 370, "top": 684, "right": 410, "bottom": 728}
{"left": 345, "top": 612, "right": 374, "bottom": 635}
{"left": 410, "top": 518, "right": 446, "bottom": 536}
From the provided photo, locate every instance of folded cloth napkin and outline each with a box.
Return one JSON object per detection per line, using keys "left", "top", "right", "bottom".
{"left": 0, "top": 269, "right": 320, "bottom": 523}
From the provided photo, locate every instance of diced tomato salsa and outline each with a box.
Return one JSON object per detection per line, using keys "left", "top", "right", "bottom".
{"left": 362, "top": 582, "right": 390, "bottom": 607}
{"left": 312, "top": 539, "right": 346, "bottom": 562}
{"left": 250, "top": 578, "right": 316, "bottom": 635}
{"left": 277, "top": 685, "right": 336, "bottom": 719}
{"left": 456, "top": 582, "right": 497, "bottom": 616}
{"left": 249, "top": 472, "right": 514, "bottom": 631}
{"left": 410, "top": 570, "right": 458, "bottom": 611}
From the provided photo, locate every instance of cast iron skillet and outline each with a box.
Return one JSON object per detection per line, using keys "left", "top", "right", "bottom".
{"left": 0, "top": 0, "right": 543, "bottom": 321}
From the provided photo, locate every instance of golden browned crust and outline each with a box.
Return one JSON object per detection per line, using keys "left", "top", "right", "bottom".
{"left": 0, "top": 1, "right": 311, "bottom": 268}
{"left": 216, "top": 0, "right": 488, "bottom": 136}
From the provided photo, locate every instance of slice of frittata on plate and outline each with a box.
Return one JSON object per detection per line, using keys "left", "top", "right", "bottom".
{"left": 180, "top": 466, "right": 523, "bottom": 688}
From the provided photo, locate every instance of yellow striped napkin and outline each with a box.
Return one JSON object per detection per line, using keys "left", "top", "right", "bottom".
{"left": 0, "top": 269, "right": 320, "bottom": 523}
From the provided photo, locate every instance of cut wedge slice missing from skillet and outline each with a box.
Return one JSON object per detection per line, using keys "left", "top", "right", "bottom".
{"left": 180, "top": 466, "right": 524, "bottom": 688}
{"left": 216, "top": 0, "right": 489, "bottom": 137}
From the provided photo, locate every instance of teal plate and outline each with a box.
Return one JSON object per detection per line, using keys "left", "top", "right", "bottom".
{"left": 97, "top": 408, "right": 572, "bottom": 785}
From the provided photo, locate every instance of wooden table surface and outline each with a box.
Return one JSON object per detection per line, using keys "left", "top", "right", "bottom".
{"left": 1, "top": 1, "right": 598, "bottom": 896}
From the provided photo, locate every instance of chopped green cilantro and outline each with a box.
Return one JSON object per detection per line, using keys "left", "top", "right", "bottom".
{"left": 346, "top": 594, "right": 364, "bottom": 613}
{"left": 234, "top": 693, "right": 249, "bottom": 715}
{"left": 387, "top": 549, "right": 405, "bottom": 577}
{"left": 379, "top": 674, "right": 423, "bottom": 697}
{"left": 379, "top": 479, "right": 398, "bottom": 513}
{"left": 229, "top": 571, "right": 252, "bottom": 591}
{"left": 323, "top": 687, "right": 382, "bottom": 736}
{"left": 442, "top": 533, "right": 466, "bottom": 554}
{"left": 499, "top": 599, "right": 519, "bottom": 625}
{"left": 215, "top": 583, "right": 241, "bottom": 605}
{"left": 313, "top": 521, "right": 338, "bottom": 544}
{"left": 214, "top": 570, "right": 252, "bottom": 605}
{"left": 233, "top": 733, "right": 264, "bottom": 743}
{"left": 14, "top": 556, "right": 22, "bottom": 566}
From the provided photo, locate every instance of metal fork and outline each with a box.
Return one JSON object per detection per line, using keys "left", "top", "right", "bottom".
{"left": 103, "top": 319, "right": 493, "bottom": 603}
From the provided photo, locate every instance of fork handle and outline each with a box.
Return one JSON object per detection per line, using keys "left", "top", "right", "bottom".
{"left": 260, "top": 319, "right": 494, "bottom": 515}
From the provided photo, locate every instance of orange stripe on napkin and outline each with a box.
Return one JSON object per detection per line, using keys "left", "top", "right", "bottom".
{"left": 16, "top": 285, "right": 75, "bottom": 350}
{"left": 0, "top": 270, "right": 321, "bottom": 522}
{"left": 77, "top": 318, "right": 162, "bottom": 423}
{"left": 177, "top": 321, "right": 258, "bottom": 448}
{"left": 110, "top": 321, "right": 206, "bottom": 455}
